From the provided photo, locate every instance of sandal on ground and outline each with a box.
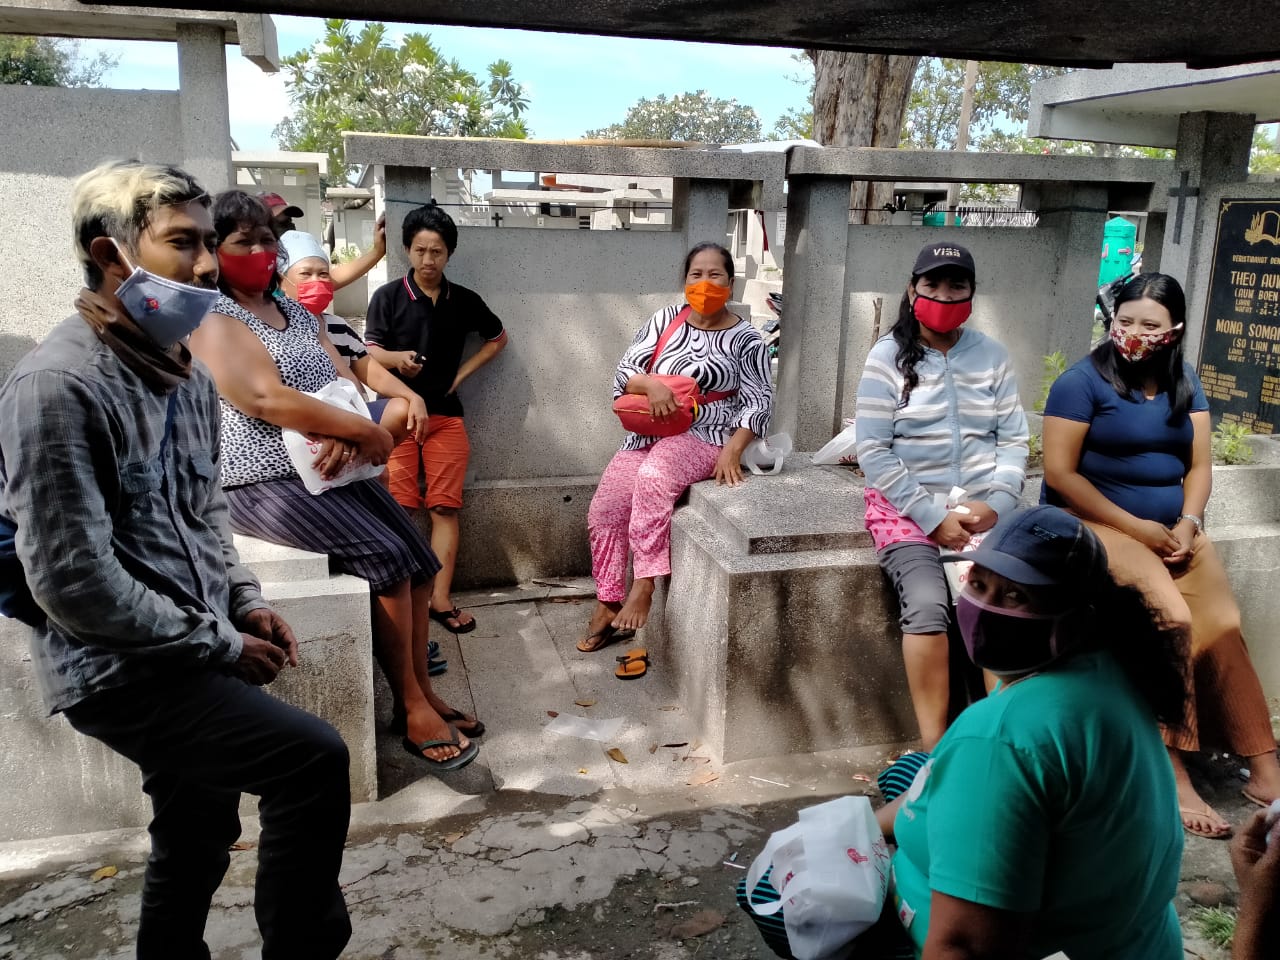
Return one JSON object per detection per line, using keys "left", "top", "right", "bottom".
{"left": 439, "top": 707, "right": 485, "bottom": 738}
{"left": 428, "top": 639, "right": 440, "bottom": 659}
{"left": 1242, "top": 789, "right": 1274, "bottom": 809}
{"left": 401, "top": 725, "right": 479, "bottom": 771}
{"left": 576, "top": 625, "right": 636, "bottom": 654}
{"left": 1180, "top": 805, "right": 1232, "bottom": 839}
{"left": 428, "top": 656, "right": 447, "bottom": 677}
{"left": 429, "top": 606, "right": 476, "bottom": 635}
{"left": 615, "top": 648, "right": 649, "bottom": 680}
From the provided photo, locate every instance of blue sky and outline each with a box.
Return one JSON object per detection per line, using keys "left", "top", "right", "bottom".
{"left": 81, "top": 16, "right": 811, "bottom": 151}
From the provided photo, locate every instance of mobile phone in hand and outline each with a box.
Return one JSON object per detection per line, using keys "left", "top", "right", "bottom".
{"left": 413, "top": 352, "right": 427, "bottom": 364}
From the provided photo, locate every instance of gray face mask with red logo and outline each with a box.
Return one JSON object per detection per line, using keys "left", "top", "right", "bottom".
{"left": 113, "top": 242, "right": 220, "bottom": 349}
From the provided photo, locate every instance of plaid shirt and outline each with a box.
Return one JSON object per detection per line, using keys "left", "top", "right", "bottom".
{"left": 0, "top": 317, "right": 266, "bottom": 713}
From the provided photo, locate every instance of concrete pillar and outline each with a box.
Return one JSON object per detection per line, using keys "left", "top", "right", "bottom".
{"left": 1030, "top": 182, "right": 1109, "bottom": 363}
{"left": 176, "top": 24, "right": 233, "bottom": 193}
{"left": 775, "top": 175, "right": 852, "bottom": 449}
{"left": 1160, "top": 111, "right": 1255, "bottom": 358}
{"left": 684, "top": 179, "right": 731, "bottom": 248}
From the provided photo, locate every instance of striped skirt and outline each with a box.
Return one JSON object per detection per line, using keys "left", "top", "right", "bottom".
{"left": 225, "top": 476, "right": 441, "bottom": 592}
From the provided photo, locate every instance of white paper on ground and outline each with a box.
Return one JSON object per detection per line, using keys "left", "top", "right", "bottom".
{"left": 544, "top": 714, "right": 625, "bottom": 742}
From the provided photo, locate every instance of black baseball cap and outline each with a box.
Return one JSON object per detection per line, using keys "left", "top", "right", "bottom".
{"left": 912, "top": 242, "right": 975, "bottom": 279}
{"left": 944, "top": 505, "right": 1108, "bottom": 588}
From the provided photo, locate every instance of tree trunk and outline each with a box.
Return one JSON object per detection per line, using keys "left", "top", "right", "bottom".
{"left": 809, "top": 51, "right": 920, "bottom": 224}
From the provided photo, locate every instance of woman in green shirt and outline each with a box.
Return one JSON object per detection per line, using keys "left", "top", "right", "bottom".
{"left": 880, "top": 506, "right": 1187, "bottom": 960}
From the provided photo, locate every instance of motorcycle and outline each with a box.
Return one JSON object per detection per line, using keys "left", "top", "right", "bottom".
{"left": 1095, "top": 253, "right": 1142, "bottom": 338}
{"left": 763, "top": 291, "right": 782, "bottom": 360}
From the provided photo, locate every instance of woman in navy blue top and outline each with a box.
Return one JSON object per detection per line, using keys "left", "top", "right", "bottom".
{"left": 1042, "top": 273, "right": 1280, "bottom": 840}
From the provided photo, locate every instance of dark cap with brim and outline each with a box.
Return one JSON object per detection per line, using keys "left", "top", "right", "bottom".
{"left": 913, "top": 242, "right": 975, "bottom": 279}
{"left": 941, "top": 505, "right": 1108, "bottom": 589}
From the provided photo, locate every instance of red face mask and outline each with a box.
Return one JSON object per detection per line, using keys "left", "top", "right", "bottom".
{"left": 295, "top": 278, "right": 334, "bottom": 315}
{"left": 912, "top": 293, "right": 973, "bottom": 333}
{"left": 218, "top": 249, "right": 277, "bottom": 294}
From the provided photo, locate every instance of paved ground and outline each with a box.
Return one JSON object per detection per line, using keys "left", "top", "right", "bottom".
{"left": 0, "top": 585, "right": 1267, "bottom": 959}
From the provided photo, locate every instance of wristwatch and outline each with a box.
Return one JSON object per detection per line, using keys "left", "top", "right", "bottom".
{"left": 1177, "top": 513, "right": 1204, "bottom": 532}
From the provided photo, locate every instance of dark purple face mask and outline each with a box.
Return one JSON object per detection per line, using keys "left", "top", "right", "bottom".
{"left": 955, "top": 592, "right": 1071, "bottom": 677}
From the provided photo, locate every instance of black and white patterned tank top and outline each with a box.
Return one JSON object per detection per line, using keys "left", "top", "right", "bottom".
{"left": 215, "top": 293, "right": 339, "bottom": 488}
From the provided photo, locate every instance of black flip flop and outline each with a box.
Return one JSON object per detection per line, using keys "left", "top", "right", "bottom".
{"left": 430, "top": 606, "right": 477, "bottom": 635}
{"left": 439, "top": 707, "right": 485, "bottom": 738}
{"left": 401, "top": 725, "right": 479, "bottom": 771}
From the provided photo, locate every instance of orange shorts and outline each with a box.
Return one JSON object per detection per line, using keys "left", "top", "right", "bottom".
{"left": 386, "top": 415, "right": 470, "bottom": 510}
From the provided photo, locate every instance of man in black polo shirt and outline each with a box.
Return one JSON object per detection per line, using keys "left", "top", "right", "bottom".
{"left": 364, "top": 203, "right": 508, "bottom": 635}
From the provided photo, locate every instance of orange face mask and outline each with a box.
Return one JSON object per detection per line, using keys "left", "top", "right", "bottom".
{"left": 685, "top": 280, "right": 731, "bottom": 317}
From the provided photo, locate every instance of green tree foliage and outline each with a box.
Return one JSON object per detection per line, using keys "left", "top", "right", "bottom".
{"left": 584, "top": 90, "right": 762, "bottom": 143}
{"left": 1252, "top": 125, "right": 1280, "bottom": 174}
{"left": 0, "top": 35, "right": 116, "bottom": 87}
{"left": 901, "top": 59, "right": 1068, "bottom": 150}
{"left": 275, "top": 20, "right": 530, "bottom": 183}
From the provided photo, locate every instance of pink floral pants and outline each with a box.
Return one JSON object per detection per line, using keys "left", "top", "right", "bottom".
{"left": 587, "top": 434, "right": 722, "bottom": 602}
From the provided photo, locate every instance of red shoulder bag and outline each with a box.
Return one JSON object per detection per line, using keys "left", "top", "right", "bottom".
{"left": 612, "top": 307, "right": 737, "bottom": 437}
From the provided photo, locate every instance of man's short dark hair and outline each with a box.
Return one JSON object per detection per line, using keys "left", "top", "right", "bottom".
{"left": 402, "top": 202, "right": 457, "bottom": 255}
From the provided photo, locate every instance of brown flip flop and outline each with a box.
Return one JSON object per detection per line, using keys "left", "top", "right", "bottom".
{"left": 1180, "top": 806, "right": 1232, "bottom": 840}
{"left": 615, "top": 648, "right": 649, "bottom": 680}
{"left": 576, "top": 625, "right": 635, "bottom": 653}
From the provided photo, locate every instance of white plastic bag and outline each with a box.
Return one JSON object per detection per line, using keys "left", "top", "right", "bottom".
{"left": 811, "top": 424, "right": 859, "bottom": 466}
{"left": 938, "top": 486, "right": 987, "bottom": 600}
{"left": 741, "top": 432, "right": 793, "bottom": 475}
{"left": 282, "top": 379, "right": 386, "bottom": 495}
{"left": 744, "top": 796, "right": 889, "bottom": 960}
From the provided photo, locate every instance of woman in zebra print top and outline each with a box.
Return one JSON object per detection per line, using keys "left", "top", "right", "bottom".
{"left": 578, "top": 243, "right": 774, "bottom": 652}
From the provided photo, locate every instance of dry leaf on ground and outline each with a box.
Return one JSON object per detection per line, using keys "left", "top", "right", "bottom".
{"left": 578, "top": 768, "right": 589, "bottom": 774}
{"left": 670, "top": 909, "right": 725, "bottom": 938}
{"left": 575, "top": 699, "right": 597, "bottom": 708}
{"left": 546, "top": 597, "right": 581, "bottom": 604}
{"left": 91, "top": 866, "right": 117, "bottom": 882}
{"left": 606, "top": 747, "right": 629, "bottom": 764}
{"left": 649, "top": 744, "right": 658, "bottom": 754}
{"left": 661, "top": 742, "right": 689, "bottom": 748}
{"left": 659, "top": 705, "right": 679, "bottom": 711}
{"left": 683, "top": 756, "right": 711, "bottom": 764}
{"left": 442, "top": 832, "right": 465, "bottom": 845}
{"left": 230, "top": 841, "right": 256, "bottom": 851}
{"left": 546, "top": 710, "right": 559, "bottom": 718}
{"left": 687, "top": 770, "right": 720, "bottom": 787}
{"left": 852, "top": 774, "right": 873, "bottom": 783}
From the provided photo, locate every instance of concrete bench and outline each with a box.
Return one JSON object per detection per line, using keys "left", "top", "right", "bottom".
{"left": 0, "top": 538, "right": 375, "bottom": 844}
{"left": 647, "top": 457, "right": 1280, "bottom": 764}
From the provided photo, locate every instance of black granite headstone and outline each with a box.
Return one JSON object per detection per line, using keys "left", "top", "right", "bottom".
{"left": 1198, "top": 198, "right": 1280, "bottom": 434}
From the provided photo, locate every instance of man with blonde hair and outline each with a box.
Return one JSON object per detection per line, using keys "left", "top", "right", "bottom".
{"left": 0, "top": 160, "right": 351, "bottom": 959}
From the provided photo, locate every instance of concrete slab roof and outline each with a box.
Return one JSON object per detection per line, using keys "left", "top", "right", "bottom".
{"left": 1029, "top": 62, "right": 1280, "bottom": 148}
{"left": 79, "top": 0, "right": 1280, "bottom": 68}
{"left": 0, "top": 3, "right": 278, "bottom": 70}
{"left": 233, "top": 150, "right": 329, "bottom": 175}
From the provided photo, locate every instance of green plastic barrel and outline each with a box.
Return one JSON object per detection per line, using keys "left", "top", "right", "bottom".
{"left": 1099, "top": 216, "right": 1137, "bottom": 286}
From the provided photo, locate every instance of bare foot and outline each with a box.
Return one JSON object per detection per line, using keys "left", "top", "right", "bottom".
{"left": 577, "top": 600, "right": 623, "bottom": 652}
{"left": 612, "top": 579, "right": 654, "bottom": 632}
{"left": 405, "top": 705, "right": 470, "bottom": 763}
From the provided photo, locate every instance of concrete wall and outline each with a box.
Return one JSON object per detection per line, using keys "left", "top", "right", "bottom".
{"left": 834, "top": 224, "right": 1092, "bottom": 428}
{"left": 380, "top": 165, "right": 734, "bottom": 483}
{"left": 0, "top": 85, "right": 182, "bottom": 383}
